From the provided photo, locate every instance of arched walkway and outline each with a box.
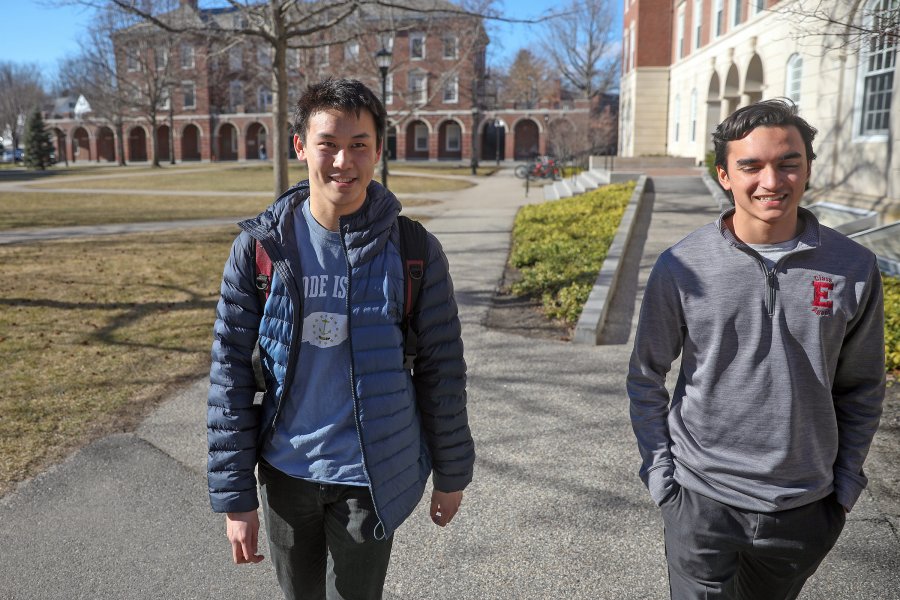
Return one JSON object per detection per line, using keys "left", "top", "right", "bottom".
{"left": 97, "top": 127, "right": 116, "bottom": 162}
{"left": 437, "top": 120, "right": 462, "bottom": 160}
{"left": 513, "top": 119, "right": 538, "bottom": 160}
{"left": 723, "top": 64, "right": 740, "bottom": 118}
{"left": 156, "top": 125, "right": 171, "bottom": 162}
{"left": 52, "top": 128, "right": 67, "bottom": 165}
{"left": 482, "top": 119, "right": 506, "bottom": 161}
{"left": 744, "top": 54, "right": 764, "bottom": 105}
{"left": 128, "top": 127, "right": 147, "bottom": 162}
{"left": 181, "top": 124, "right": 201, "bottom": 161}
{"left": 706, "top": 72, "right": 722, "bottom": 152}
{"left": 406, "top": 120, "right": 430, "bottom": 160}
{"left": 72, "top": 127, "right": 90, "bottom": 162}
{"left": 246, "top": 122, "right": 266, "bottom": 159}
{"left": 217, "top": 123, "right": 238, "bottom": 161}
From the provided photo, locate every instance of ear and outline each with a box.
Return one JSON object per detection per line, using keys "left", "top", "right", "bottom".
{"left": 376, "top": 138, "right": 383, "bottom": 162}
{"left": 716, "top": 164, "right": 731, "bottom": 191}
{"left": 293, "top": 134, "right": 306, "bottom": 160}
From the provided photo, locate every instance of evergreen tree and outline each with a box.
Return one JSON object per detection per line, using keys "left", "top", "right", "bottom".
{"left": 23, "top": 108, "right": 53, "bottom": 170}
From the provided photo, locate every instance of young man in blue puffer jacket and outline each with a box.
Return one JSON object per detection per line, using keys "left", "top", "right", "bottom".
{"left": 207, "top": 77, "right": 475, "bottom": 599}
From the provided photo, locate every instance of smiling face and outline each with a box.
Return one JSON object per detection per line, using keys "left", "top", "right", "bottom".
{"left": 717, "top": 125, "right": 811, "bottom": 244}
{"left": 295, "top": 108, "right": 381, "bottom": 231}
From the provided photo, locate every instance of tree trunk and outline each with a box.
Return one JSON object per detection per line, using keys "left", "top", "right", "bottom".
{"left": 271, "top": 9, "right": 290, "bottom": 197}
{"left": 116, "top": 121, "right": 127, "bottom": 166}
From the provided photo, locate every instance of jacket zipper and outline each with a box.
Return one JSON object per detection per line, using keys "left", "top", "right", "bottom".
{"left": 339, "top": 221, "right": 387, "bottom": 538}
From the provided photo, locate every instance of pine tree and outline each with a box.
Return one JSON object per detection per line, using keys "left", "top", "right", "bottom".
{"left": 23, "top": 108, "right": 54, "bottom": 170}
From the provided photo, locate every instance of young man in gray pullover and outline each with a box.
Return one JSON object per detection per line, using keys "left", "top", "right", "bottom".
{"left": 627, "top": 99, "right": 885, "bottom": 599}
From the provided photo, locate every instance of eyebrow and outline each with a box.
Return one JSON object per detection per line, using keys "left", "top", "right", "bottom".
{"left": 735, "top": 151, "right": 803, "bottom": 166}
{"left": 316, "top": 132, "right": 372, "bottom": 140}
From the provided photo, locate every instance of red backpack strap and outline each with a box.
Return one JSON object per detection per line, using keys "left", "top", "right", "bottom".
{"left": 254, "top": 239, "right": 273, "bottom": 304}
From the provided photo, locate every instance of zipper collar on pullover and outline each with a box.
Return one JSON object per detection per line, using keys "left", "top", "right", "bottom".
{"left": 715, "top": 206, "right": 822, "bottom": 251}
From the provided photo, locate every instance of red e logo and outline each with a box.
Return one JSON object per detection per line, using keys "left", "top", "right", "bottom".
{"left": 812, "top": 280, "right": 833, "bottom": 308}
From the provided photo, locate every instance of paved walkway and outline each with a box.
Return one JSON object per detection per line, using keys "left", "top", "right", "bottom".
{"left": 1, "top": 172, "right": 897, "bottom": 599}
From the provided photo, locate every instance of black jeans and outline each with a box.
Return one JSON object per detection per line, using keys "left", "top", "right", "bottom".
{"left": 259, "top": 460, "right": 393, "bottom": 600}
{"left": 660, "top": 485, "right": 846, "bottom": 600}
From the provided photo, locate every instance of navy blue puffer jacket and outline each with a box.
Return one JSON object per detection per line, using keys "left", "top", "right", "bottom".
{"left": 207, "top": 180, "right": 474, "bottom": 537}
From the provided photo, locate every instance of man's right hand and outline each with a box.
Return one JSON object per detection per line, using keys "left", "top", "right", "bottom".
{"left": 225, "top": 510, "right": 265, "bottom": 564}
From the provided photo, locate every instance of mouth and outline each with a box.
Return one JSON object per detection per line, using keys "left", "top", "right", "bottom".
{"left": 330, "top": 175, "right": 357, "bottom": 185}
{"left": 753, "top": 193, "right": 788, "bottom": 204}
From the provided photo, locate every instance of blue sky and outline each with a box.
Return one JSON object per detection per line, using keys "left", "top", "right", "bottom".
{"left": 7, "top": 0, "right": 622, "bottom": 86}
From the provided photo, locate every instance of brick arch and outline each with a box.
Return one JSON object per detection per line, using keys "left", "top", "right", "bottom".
{"left": 513, "top": 118, "right": 539, "bottom": 160}
{"left": 127, "top": 125, "right": 148, "bottom": 162}
{"left": 97, "top": 126, "right": 116, "bottom": 162}
{"left": 217, "top": 122, "right": 238, "bottom": 161}
{"left": 405, "top": 119, "right": 431, "bottom": 160}
{"left": 437, "top": 119, "right": 463, "bottom": 159}
{"left": 72, "top": 126, "right": 91, "bottom": 162}
{"left": 246, "top": 122, "right": 267, "bottom": 159}
{"left": 181, "top": 123, "right": 202, "bottom": 161}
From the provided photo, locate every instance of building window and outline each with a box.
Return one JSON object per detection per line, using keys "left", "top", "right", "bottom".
{"left": 344, "top": 40, "right": 359, "bottom": 61}
{"left": 414, "top": 123, "right": 428, "bottom": 151}
{"left": 442, "top": 75, "right": 459, "bottom": 103}
{"left": 229, "top": 81, "right": 243, "bottom": 112}
{"left": 257, "top": 46, "right": 271, "bottom": 67}
{"left": 385, "top": 74, "right": 394, "bottom": 105}
{"left": 291, "top": 48, "right": 302, "bottom": 69}
{"left": 258, "top": 86, "right": 273, "bottom": 111}
{"left": 786, "top": 54, "right": 803, "bottom": 103}
{"left": 751, "top": 0, "right": 764, "bottom": 14}
{"left": 690, "top": 89, "right": 698, "bottom": 142}
{"left": 158, "top": 87, "right": 170, "bottom": 110}
{"left": 677, "top": 8, "right": 685, "bottom": 59}
{"left": 732, "top": 0, "right": 742, "bottom": 27}
{"left": 674, "top": 94, "right": 681, "bottom": 142}
{"left": 445, "top": 122, "right": 461, "bottom": 151}
{"left": 858, "top": 0, "right": 897, "bottom": 136}
{"left": 714, "top": 0, "right": 724, "bottom": 36}
{"left": 443, "top": 36, "right": 458, "bottom": 59}
{"left": 409, "top": 71, "right": 427, "bottom": 104}
{"left": 228, "top": 46, "right": 242, "bottom": 70}
{"left": 315, "top": 45, "right": 329, "bottom": 66}
{"left": 126, "top": 47, "right": 138, "bottom": 71}
{"left": 694, "top": 0, "right": 703, "bottom": 48}
{"left": 180, "top": 43, "right": 194, "bottom": 69}
{"left": 183, "top": 81, "right": 195, "bottom": 109}
{"left": 410, "top": 32, "right": 425, "bottom": 60}
{"left": 155, "top": 47, "right": 168, "bottom": 70}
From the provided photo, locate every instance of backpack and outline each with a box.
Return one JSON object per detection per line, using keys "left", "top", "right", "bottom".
{"left": 251, "top": 215, "right": 428, "bottom": 392}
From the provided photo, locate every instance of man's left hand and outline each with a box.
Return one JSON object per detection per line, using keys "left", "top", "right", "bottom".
{"left": 430, "top": 490, "right": 463, "bottom": 527}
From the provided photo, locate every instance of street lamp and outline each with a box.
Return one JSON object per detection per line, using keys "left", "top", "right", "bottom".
{"left": 375, "top": 47, "right": 392, "bottom": 189}
{"left": 494, "top": 118, "right": 503, "bottom": 166}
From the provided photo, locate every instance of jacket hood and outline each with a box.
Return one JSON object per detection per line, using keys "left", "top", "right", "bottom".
{"left": 239, "top": 179, "right": 402, "bottom": 267}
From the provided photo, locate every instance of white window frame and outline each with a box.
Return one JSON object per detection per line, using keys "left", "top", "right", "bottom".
{"left": 258, "top": 85, "right": 273, "bottom": 111}
{"left": 409, "top": 71, "right": 427, "bottom": 104}
{"left": 182, "top": 81, "right": 196, "bottom": 109}
{"left": 673, "top": 94, "right": 681, "bottom": 143}
{"left": 445, "top": 122, "right": 461, "bottom": 151}
{"left": 694, "top": 0, "right": 703, "bottom": 49}
{"left": 414, "top": 123, "right": 428, "bottom": 151}
{"left": 785, "top": 53, "right": 802, "bottom": 103}
{"left": 751, "top": 0, "right": 764, "bottom": 15}
{"left": 344, "top": 40, "right": 359, "bottom": 61}
{"left": 443, "top": 36, "right": 458, "bottom": 59}
{"left": 410, "top": 32, "right": 426, "bottom": 60}
{"left": 126, "top": 47, "right": 138, "bottom": 72}
{"left": 690, "top": 89, "right": 698, "bottom": 142}
{"left": 315, "top": 45, "right": 329, "bottom": 66}
{"left": 180, "top": 43, "right": 194, "bottom": 69}
{"left": 714, "top": 0, "right": 724, "bottom": 37}
{"left": 677, "top": 8, "right": 686, "bottom": 59}
{"left": 257, "top": 46, "right": 271, "bottom": 67}
{"left": 158, "top": 87, "right": 170, "bottom": 111}
{"left": 228, "top": 46, "right": 242, "bottom": 70}
{"left": 731, "top": 0, "right": 742, "bottom": 28}
{"left": 229, "top": 81, "right": 243, "bottom": 112}
{"left": 855, "top": 0, "right": 897, "bottom": 139}
{"left": 155, "top": 47, "right": 168, "bottom": 71}
{"left": 385, "top": 73, "right": 394, "bottom": 105}
{"left": 442, "top": 75, "right": 459, "bottom": 103}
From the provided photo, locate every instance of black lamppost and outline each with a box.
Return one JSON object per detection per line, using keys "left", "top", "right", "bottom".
{"left": 375, "top": 47, "right": 392, "bottom": 189}
{"left": 494, "top": 118, "right": 503, "bottom": 165}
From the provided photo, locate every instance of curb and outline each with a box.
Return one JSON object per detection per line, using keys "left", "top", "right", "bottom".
{"left": 701, "top": 171, "right": 730, "bottom": 212}
{"left": 573, "top": 175, "right": 649, "bottom": 345}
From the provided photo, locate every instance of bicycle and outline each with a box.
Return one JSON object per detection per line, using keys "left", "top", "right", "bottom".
{"left": 514, "top": 155, "right": 561, "bottom": 180}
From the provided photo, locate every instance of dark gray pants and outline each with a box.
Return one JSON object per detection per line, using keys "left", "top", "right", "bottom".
{"left": 259, "top": 460, "right": 393, "bottom": 600}
{"left": 660, "top": 485, "right": 846, "bottom": 600}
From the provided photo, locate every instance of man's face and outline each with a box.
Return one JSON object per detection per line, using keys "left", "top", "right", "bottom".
{"left": 295, "top": 108, "right": 380, "bottom": 220}
{"left": 717, "top": 125, "right": 811, "bottom": 243}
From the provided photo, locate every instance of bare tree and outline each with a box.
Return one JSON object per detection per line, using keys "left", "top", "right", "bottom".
{"left": 774, "top": 0, "right": 899, "bottom": 50}
{"left": 0, "top": 62, "right": 45, "bottom": 161}
{"left": 539, "top": 0, "right": 619, "bottom": 100}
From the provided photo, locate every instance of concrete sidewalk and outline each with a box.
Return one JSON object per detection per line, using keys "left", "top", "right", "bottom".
{"left": 1, "top": 172, "right": 897, "bottom": 599}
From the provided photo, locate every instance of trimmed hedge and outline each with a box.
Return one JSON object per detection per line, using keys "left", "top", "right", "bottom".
{"left": 884, "top": 274, "right": 900, "bottom": 374}
{"left": 509, "top": 182, "right": 635, "bottom": 323}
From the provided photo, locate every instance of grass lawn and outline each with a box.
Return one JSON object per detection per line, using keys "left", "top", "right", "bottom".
{"left": 0, "top": 226, "right": 238, "bottom": 497}
{"left": 392, "top": 165, "right": 500, "bottom": 176}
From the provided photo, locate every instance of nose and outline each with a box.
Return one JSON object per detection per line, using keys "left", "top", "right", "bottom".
{"left": 334, "top": 148, "right": 350, "bottom": 168}
{"left": 759, "top": 165, "right": 780, "bottom": 190}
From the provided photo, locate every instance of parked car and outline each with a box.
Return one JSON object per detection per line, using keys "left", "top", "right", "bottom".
{"left": 0, "top": 148, "right": 24, "bottom": 163}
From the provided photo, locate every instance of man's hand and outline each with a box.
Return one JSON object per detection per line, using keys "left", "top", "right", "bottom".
{"left": 430, "top": 490, "right": 463, "bottom": 527}
{"left": 225, "top": 510, "right": 265, "bottom": 564}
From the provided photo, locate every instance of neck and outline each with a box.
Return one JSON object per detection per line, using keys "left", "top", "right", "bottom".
{"left": 308, "top": 198, "right": 365, "bottom": 232}
{"left": 727, "top": 212, "right": 801, "bottom": 245}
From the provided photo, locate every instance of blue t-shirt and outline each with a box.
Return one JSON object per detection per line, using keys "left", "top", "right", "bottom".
{"left": 261, "top": 202, "right": 367, "bottom": 486}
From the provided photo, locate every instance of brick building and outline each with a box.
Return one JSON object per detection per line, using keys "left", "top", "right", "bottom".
{"left": 46, "top": 0, "right": 601, "bottom": 166}
{"left": 619, "top": 0, "right": 898, "bottom": 210}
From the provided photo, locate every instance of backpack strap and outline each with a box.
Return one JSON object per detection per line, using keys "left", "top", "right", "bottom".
{"left": 252, "top": 239, "right": 274, "bottom": 392}
{"left": 398, "top": 215, "right": 427, "bottom": 371}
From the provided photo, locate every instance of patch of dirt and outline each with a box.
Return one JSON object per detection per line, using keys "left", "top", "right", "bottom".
{"left": 484, "top": 262, "right": 571, "bottom": 341}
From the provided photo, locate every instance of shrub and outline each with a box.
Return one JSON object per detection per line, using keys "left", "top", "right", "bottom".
{"left": 884, "top": 274, "right": 900, "bottom": 374}
{"left": 509, "top": 182, "right": 634, "bottom": 323}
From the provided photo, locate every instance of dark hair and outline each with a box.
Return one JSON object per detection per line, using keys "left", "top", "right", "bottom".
{"left": 291, "top": 77, "right": 387, "bottom": 150}
{"left": 712, "top": 98, "right": 817, "bottom": 173}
